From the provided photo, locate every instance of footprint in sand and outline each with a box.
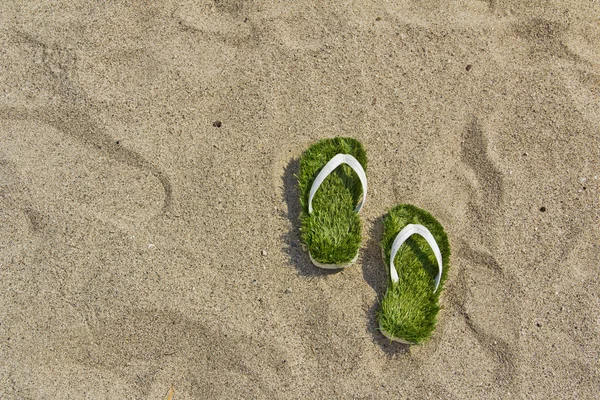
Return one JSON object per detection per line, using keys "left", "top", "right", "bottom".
{"left": 175, "top": 1, "right": 355, "bottom": 52}
{"left": 489, "top": 14, "right": 600, "bottom": 127}
{"left": 0, "top": 33, "right": 172, "bottom": 229}
{"left": 420, "top": 117, "right": 521, "bottom": 395}
{"left": 0, "top": 119, "right": 166, "bottom": 229}
{"left": 558, "top": 18, "right": 600, "bottom": 127}
{"left": 461, "top": 117, "right": 503, "bottom": 220}
{"left": 564, "top": 17, "right": 600, "bottom": 66}
{"left": 173, "top": 0, "right": 257, "bottom": 46}
{"left": 512, "top": 18, "right": 582, "bottom": 62}
{"left": 65, "top": 307, "right": 290, "bottom": 398}
{"left": 0, "top": 159, "right": 40, "bottom": 263}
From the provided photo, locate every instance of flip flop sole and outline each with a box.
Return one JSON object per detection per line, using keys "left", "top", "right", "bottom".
{"left": 379, "top": 324, "right": 416, "bottom": 344}
{"left": 309, "top": 250, "right": 359, "bottom": 269}
{"left": 378, "top": 204, "right": 450, "bottom": 344}
{"left": 298, "top": 137, "right": 367, "bottom": 267}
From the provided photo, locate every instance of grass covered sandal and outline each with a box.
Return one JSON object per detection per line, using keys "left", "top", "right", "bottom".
{"left": 378, "top": 204, "right": 450, "bottom": 344}
{"left": 298, "top": 137, "right": 368, "bottom": 269}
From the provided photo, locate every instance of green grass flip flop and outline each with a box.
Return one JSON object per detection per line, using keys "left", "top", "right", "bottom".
{"left": 298, "top": 137, "right": 368, "bottom": 269}
{"left": 378, "top": 204, "right": 450, "bottom": 344}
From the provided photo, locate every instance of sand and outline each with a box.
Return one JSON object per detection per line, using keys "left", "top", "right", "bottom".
{"left": 1, "top": 0, "right": 599, "bottom": 398}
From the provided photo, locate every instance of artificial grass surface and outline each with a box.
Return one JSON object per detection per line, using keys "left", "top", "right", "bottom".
{"left": 378, "top": 204, "right": 450, "bottom": 344}
{"left": 298, "top": 137, "right": 367, "bottom": 265}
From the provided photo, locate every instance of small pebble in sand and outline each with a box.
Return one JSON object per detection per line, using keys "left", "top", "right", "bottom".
{"left": 213, "top": 120, "right": 222, "bottom": 128}
{"left": 540, "top": 207, "right": 546, "bottom": 212}
{"left": 148, "top": 244, "right": 155, "bottom": 249}
{"left": 285, "top": 288, "right": 292, "bottom": 294}
{"left": 466, "top": 64, "right": 472, "bottom": 71}
{"left": 261, "top": 250, "right": 267, "bottom": 256}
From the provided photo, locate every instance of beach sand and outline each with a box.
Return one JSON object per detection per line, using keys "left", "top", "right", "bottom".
{"left": 1, "top": 0, "right": 599, "bottom": 398}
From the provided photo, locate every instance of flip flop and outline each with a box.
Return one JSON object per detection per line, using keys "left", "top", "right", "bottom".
{"left": 298, "top": 137, "right": 368, "bottom": 269}
{"left": 378, "top": 204, "right": 450, "bottom": 344}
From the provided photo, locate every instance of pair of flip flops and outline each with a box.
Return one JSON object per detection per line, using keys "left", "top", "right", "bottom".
{"left": 298, "top": 137, "right": 450, "bottom": 345}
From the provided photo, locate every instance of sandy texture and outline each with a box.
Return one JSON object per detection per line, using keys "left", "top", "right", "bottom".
{"left": 1, "top": 0, "right": 599, "bottom": 398}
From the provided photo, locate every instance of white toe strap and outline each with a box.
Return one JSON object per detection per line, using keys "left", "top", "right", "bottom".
{"left": 308, "top": 153, "right": 367, "bottom": 214}
{"left": 389, "top": 224, "right": 443, "bottom": 293}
